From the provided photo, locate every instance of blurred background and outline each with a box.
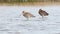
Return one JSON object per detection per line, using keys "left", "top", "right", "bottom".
{"left": 0, "top": 0, "right": 60, "bottom": 6}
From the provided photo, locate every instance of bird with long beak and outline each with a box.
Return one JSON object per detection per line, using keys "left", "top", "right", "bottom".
{"left": 38, "top": 9, "right": 49, "bottom": 18}
{"left": 22, "top": 11, "right": 35, "bottom": 20}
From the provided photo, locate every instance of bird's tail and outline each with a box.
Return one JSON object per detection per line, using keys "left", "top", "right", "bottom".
{"left": 47, "top": 13, "right": 49, "bottom": 15}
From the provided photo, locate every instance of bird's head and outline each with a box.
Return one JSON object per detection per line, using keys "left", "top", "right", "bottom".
{"left": 40, "top": 9, "right": 42, "bottom": 10}
{"left": 22, "top": 11, "right": 25, "bottom": 13}
{"left": 39, "top": 9, "right": 42, "bottom": 11}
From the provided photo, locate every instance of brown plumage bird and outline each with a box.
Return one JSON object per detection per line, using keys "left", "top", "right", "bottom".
{"left": 22, "top": 11, "right": 35, "bottom": 20}
{"left": 38, "top": 9, "right": 49, "bottom": 18}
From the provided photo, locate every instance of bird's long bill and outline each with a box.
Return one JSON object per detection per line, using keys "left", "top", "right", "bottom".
{"left": 20, "top": 12, "right": 23, "bottom": 16}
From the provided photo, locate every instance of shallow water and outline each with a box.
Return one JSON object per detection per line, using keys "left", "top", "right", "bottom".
{"left": 0, "top": 6, "right": 60, "bottom": 34}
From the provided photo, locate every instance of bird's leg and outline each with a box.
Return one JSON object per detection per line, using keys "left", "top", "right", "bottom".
{"left": 26, "top": 18, "right": 29, "bottom": 21}
{"left": 42, "top": 16, "right": 45, "bottom": 21}
{"left": 42, "top": 16, "right": 43, "bottom": 19}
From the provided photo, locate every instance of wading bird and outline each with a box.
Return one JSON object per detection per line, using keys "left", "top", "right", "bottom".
{"left": 22, "top": 11, "right": 35, "bottom": 20}
{"left": 38, "top": 9, "right": 49, "bottom": 18}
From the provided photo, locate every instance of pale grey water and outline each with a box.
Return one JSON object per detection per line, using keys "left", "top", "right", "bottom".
{"left": 0, "top": 6, "right": 60, "bottom": 34}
